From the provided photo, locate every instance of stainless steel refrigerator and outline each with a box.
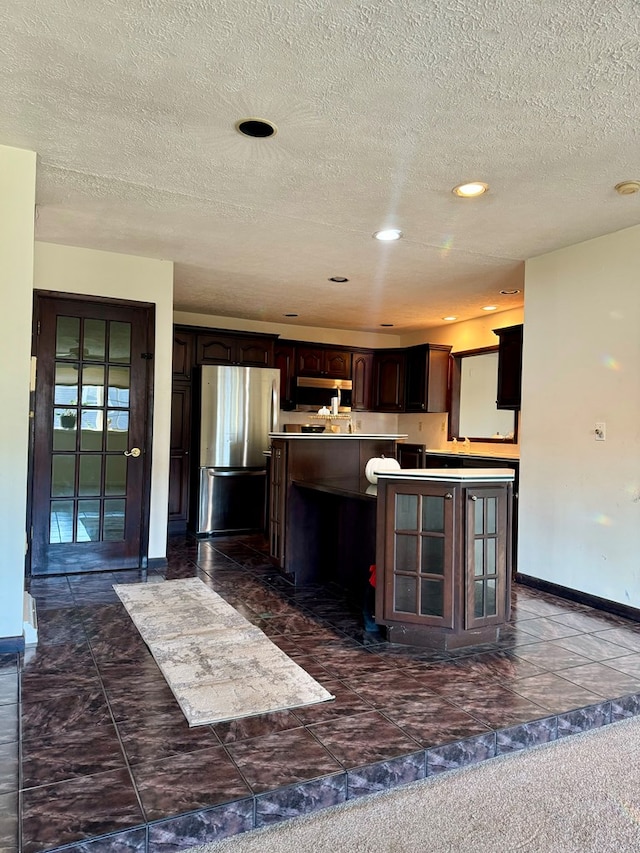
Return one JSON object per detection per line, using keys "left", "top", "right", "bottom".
{"left": 197, "top": 365, "right": 280, "bottom": 534}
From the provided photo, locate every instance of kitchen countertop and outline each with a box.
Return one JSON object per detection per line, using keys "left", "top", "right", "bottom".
{"left": 424, "top": 448, "right": 520, "bottom": 461}
{"left": 378, "top": 467, "right": 516, "bottom": 482}
{"left": 269, "top": 433, "right": 408, "bottom": 439}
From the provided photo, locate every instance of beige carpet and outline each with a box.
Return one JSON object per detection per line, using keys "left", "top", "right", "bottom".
{"left": 194, "top": 715, "right": 640, "bottom": 852}
{"left": 113, "top": 578, "right": 333, "bottom": 726}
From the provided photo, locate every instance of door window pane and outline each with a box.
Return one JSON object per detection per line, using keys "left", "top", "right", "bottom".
{"left": 474, "top": 579, "right": 485, "bottom": 618}
{"left": 107, "top": 410, "right": 129, "bottom": 451}
{"left": 80, "top": 409, "right": 104, "bottom": 451}
{"left": 395, "top": 534, "right": 417, "bottom": 571}
{"left": 54, "top": 363, "right": 78, "bottom": 406}
{"left": 55, "top": 316, "right": 80, "bottom": 359}
{"left": 81, "top": 366, "right": 105, "bottom": 406}
{"left": 486, "top": 579, "right": 497, "bottom": 616}
{"left": 487, "top": 537, "right": 496, "bottom": 574}
{"left": 420, "top": 579, "right": 444, "bottom": 617}
{"left": 395, "top": 493, "right": 418, "bottom": 530}
{"left": 109, "top": 322, "right": 131, "bottom": 364}
{"left": 53, "top": 408, "right": 77, "bottom": 451}
{"left": 394, "top": 576, "right": 417, "bottom": 613}
{"left": 474, "top": 497, "right": 485, "bottom": 535}
{"left": 84, "top": 319, "right": 106, "bottom": 361}
{"left": 422, "top": 496, "right": 444, "bottom": 532}
{"left": 50, "top": 501, "right": 74, "bottom": 544}
{"left": 474, "top": 538, "right": 484, "bottom": 576}
{"left": 77, "top": 500, "right": 100, "bottom": 541}
{"left": 108, "top": 366, "right": 130, "bottom": 407}
{"left": 52, "top": 457, "right": 75, "bottom": 497}
{"left": 104, "top": 499, "right": 125, "bottom": 540}
{"left": 421, "top": 537, "right": 444, "bottom": 575}
{"left": 487, "top": 497, "right": 497, "bottom": 535}
{"left": 79, "top": 456, "right": 102, "bottom": 496}
{"left": 105, "top": 456, "right": 127, "bottom": 495}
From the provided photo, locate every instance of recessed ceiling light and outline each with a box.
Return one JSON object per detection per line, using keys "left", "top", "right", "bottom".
{"left": 283, "top": 313, "right": 298, "bottom": 318}
{"left": 452, "top": 181, "right": 489, "bottom": 198}
{"left": 482, "top": 305, "right": 498, "bottom": 311}
{"left": 614, "top": 180, "right": 640, "bottom": 195}
{"left": 380, "top": 323, "right": 394, "bottom": 327}
{"left": 442, "top": 316, "right": 458, "bottom": 321}
{"left": 373, "top": 229, "right": 403, "bottom": 241}
{"left": 328, "top": 276, "right": 349, "bottom": 283}
{"left": 500, "top": 289, "right": 520, "bottom": 295}
{"left": 235, "top": 118, "right": 277, "bottom": 138}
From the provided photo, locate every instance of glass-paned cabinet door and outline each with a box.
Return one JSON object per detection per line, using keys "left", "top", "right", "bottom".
{"left": 465, "top": 487, "right": 507, "bottom": 628}
{"left": 386, "top": 483, "right": 454, "bottom": 627}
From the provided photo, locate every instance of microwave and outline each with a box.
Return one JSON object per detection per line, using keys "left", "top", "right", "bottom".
{"left": 294, "top": 377, "right": 352, "bottom": 412}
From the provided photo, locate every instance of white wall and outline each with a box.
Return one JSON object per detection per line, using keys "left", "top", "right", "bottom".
{"left": 0, "top": 146, "right": 36, "bottom": 640}
{"left": 34, "top": 243, "right": 174, "bottom": 560}
{"left": 519, "top": 225, "right": 640, "bottom": 606}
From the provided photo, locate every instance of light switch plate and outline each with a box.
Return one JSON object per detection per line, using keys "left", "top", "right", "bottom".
{"left": 595, "top": 422, "right": 606, "bottom": 441}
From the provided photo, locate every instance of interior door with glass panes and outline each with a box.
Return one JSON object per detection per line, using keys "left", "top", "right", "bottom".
{"left": 30, "top": 295, "right": 153, "bottom": 575}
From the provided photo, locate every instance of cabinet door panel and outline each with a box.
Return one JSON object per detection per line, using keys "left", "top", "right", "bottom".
{"left": 296, "top": 348, "right": 324, "bottom": 375}
{"left": 352, "top": 351, "right": 374, "bottom": 411}
{"left": 324, "top": 350, "right": 351, "bottom": 379}
{"left": 374, "top": 351, "right": 405, "bottom": 411}
{"left": 168, "top": 384, "right": 191, "bottom": 526}
{"left": 275, "top": 343, "right": 296, "bottom": 409}
{"left": 172, "top": 330, "right": 194, "bottom": 380}
{"left": 494, "top": 325, "right": 523, "bottom": 409}
{"left": 196, "top": 334, "right": 236, "bottom": 365}
{"left": 237, "top": 339, "right": 274, "bottom": 366}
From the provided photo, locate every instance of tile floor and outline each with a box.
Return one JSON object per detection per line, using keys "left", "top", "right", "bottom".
{"left": 3, "top": 534, "right": 640, "bottom": 853}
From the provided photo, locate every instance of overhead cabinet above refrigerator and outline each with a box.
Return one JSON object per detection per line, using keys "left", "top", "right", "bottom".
{"left": 195, "top": 365, "right": 280, "bottom": 535}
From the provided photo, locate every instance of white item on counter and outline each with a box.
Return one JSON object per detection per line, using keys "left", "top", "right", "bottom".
{"left": 331, "top": 396, "right": 339, "bottom": 415}
{"left": 365, "top": 455, "right": 401, "bottom": 484}
{"left": 318, "top": 406, "right": 330, "bottom": 415}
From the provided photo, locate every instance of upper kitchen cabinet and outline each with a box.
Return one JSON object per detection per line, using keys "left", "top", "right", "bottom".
{"left": 404, "top": 344, "right": 452, "bottom": 413}
{"left": 172, "top": 328, "right": 195, "bottom": 381}
{"left": 296, "top": 346, "right": 352, "bottom": 379}
{"left": 274, "top": 341, "right": 296, "bottom": 410}
{"left": 494, "top": 324, "right": 523, "bottom": 410}
{"left": 373, "top": 349, "right": 406, "bottom": 412}
{"left": 351, "top": 350, "right": 374, "bottom": 411}
{"left": 196, "top": 331, "right": 276, "bottom": 367}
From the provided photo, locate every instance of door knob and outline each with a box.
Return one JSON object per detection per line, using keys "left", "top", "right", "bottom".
{"left": 124, "top": 447, "right": 141, "bottom": 458}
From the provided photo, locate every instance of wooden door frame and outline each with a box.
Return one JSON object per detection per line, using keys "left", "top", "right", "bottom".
{"left": 27, "top": 290, "right": 156, "bottom": 576}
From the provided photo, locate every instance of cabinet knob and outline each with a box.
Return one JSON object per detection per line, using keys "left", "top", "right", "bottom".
{"left": 469, "top": 495, "right": 477, "bottom": 501}
{"left": 445, "top": 493, "right": 453, "bottom": 500}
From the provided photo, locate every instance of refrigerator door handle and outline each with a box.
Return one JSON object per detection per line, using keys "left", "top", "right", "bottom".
{"left": 207, "top": 469, "right": 266, "bottom": 477}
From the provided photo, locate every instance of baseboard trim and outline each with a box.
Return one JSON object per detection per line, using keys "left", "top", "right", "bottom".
{"left": 515, "top": 573, "right": 640, "bottom": 624}
{"left": 147, "top": 557, "right": 168, "bottom": 570}
{"left": 0, "top": 636, "right": 25, "bottom": 653}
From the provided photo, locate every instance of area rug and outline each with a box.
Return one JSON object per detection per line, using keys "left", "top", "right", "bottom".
{"left": 113, "top": 577, "right": 334, "bottom": 727}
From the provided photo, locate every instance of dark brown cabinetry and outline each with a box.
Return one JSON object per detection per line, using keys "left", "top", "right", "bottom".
{"left": 274, "top": 341, "right": 296, "bottom": 410}
{"left": 494, "top": 324, "right": 523, "bottom": 410}
{"left": 375, "top": 474, "right": 512, "bottom": 649}
{"left": 404, "top": 344, "right": 452, "bottom": 412}
{"left": 172, "top": 329, "right": 195, "bottom": 381}
{"left": 351, "top": 350, "right": 374, "bottom": 411}
{"left": 296, "top": 346, "right": 352, "bottom": 379}
{"left": 168, "top": 384, "right": 192, "bottom": 532}
{"left": 373, "top": 349, "right": 406, "bottom": 411}
{"left": 268, "top": 440, "right": 287, "bottom": 567}
{"left": 397, "top": 443, "right": 425, "bottom": 468}
{"left": 196, "top": 332, "right": 275, "bottom": 367}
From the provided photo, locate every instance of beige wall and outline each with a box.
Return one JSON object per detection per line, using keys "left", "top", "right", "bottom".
{"left": 0, "top": 146, "right": 36, "bottom": 640}
{"left": 34, "top": 243, "right": 174, "bottom": 560}
{"left": 519, "top": 224, "right": 640, "bottom": 605}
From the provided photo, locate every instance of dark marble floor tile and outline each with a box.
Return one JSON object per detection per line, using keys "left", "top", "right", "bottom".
{"left": 131, "top": 746, "right": 251, "bottom": 822}
{"left": 557, "top": 701, "right": 610, "bottom": 737}
{"left": 213, "top": 709, "right": 302, "bottom": 744}
{"left": 0, "top": 791, "right": 18, "bottom": 852}
{"left": 55, "top": 826, "right": 147, "bottom": 853}
{"left": 514, "top": 617, "right": 583, "bottom": 642}
{"left": 495, "top": 717, "right": 557, "bottom": 754}
{"left": 96, "top": 658, "right": 167, "bottom": 692}
{"left": 348, "top": 668, "right": 437, "bottom": 708}
{"left": 309, "top": 710, "right": 422, "bottom": 769}
{"left": 0, "top": 739, "right": 19, "bottom": 794}
{"left": 508, "top": 672, "right": 603, "bottom": 713}
{"left": 21, "top": 670, "right": 103, "bottom": 702}
{"left": 0, "top": 703, "right": 19, "bottom": 745}
{"left": 21, "top": 688, "right": 112, "bottom": 742}
{"left": 601, "top": 653, "right": 640, "bottom": 678}
{"left": 21, "top": 722, "right": 125, "bottom": 788}
{"left": 455, "top": 687, "right": 549, "bottom": 729}
{"left": 454, "top": 650, "right": 545, "bottom": 681}
{"left": 426, "top": 731, "right": 496, "bottom": 775}
{"left": 549, "top": 609, "right": 636, "bottom": 633}
{"left": 147, "top": 800, "right": 254, "bottom": 853}
{"left": 255, "top": 773, "right": 347, "bottom": 828}
{"left": 226, "top": 727, "right": 342, "bottom": 794}
{"left": 118, "top": 718, "right": 219, "bottom": 764}
{"left": 381, "top": 697, "right": 492, "bottom": 747}
{"left": 593, "top": 628, "right": 640, "bottom": 654}
{"left": 550, "top": 633, "right": 636, "bottom": 662}
{"left": 371, "top": 643, "right": 451, "bottom": 665}
{"left": 0, "top": 672, "right": 18, "bottom": 706}
{"left": 302, "top": 645, "right": 397, "bottom": 680}
{"left": 514, "top": 597, "right": 580, "bottom": 617}
{"left": 347, "top": 752, "right": 425, "bottom": 799}
{"left": 20, "top": 642, "right": 96, "bottom": 675}
{"left": 34, "top": 608, "right": 87, "bottom": 647}
{"left": 510, "top": 641, "right": 594, "bottom": 670}
{"left": 292, "top": 680, "right": 374, "bottom": 725}
{"left": 21, "top": 768, "right": 145, "bottom": 853}
{"left": 558, "top": 662, "right": 640, "bottom": 697}
{"left": 106, "top": 691, "right": 188, "bottom": 728}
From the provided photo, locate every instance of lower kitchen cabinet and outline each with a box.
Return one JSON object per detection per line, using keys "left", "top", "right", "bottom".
{"left": 375, "top": 472, "right": 513, "bottom": 649}
{"left": 168, "top": 383, "right": 192, "bottom": 533}
{"left": 268, "top": 439, "right": 287, "bottom": 568}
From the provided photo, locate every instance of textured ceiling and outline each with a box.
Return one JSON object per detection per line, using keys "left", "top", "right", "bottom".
{"left": 2, "top": 0, "right": 640, "bottom": 332}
